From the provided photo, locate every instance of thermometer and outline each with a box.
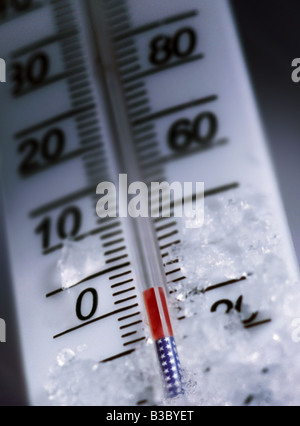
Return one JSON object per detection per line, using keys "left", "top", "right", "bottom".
{"left": 0, "top": 0, "right": 299, "bottom": 406}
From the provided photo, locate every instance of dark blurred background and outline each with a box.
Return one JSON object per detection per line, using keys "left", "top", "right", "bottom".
{"left": 232, "top": 0, "right": 300, "bottom": 263}
{"left": 1, "top": 0, "right": 300, "bottom": 406}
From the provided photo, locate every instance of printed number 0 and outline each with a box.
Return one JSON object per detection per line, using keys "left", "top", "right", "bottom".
{"left": 76, "top": 288, "right": 98, "bottom": 321}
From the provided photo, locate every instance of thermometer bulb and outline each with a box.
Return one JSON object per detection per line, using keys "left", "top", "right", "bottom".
{"left": 143, "top": 287, "right": 184, "bottom": 398}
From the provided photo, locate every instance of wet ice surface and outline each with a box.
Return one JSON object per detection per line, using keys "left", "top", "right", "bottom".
{"left": 58, "top": 238, "right": 105, "bottom": 290}
{"left": 46, "top": 189, "right": 300, "bottom": 406}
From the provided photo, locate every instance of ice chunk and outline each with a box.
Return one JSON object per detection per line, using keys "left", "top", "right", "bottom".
{"left": 56, "top": 349, "right": 76, "bottom": 367}
{"left": 46, "top": 190, "right": 300, "bottom": 406}
{"left": 57, "top": 238, "right": 104, "bottom": 290}
{"left": 45, "top": 343, "right": 164, "bottom": 406}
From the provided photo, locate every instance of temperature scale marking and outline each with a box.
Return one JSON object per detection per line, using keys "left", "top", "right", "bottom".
{"left": 0, "top": 0, "right": 298, "bottom": 405}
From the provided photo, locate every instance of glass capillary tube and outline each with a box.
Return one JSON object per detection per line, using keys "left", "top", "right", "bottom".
{"left": 87, "top": 0, "right": 184, "bottom": 398}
